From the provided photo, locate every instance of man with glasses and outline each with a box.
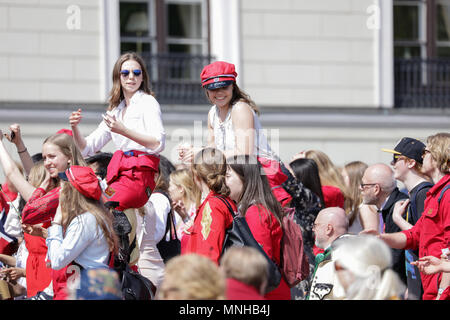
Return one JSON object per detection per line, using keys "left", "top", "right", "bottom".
{"left": 381, "top": 137, "right": 433, "bottom": 300}
{"left": 360, "top": 163, "right": 408, "bottom": 285}
{"left": 363, "top": 133, "right": 450, "bottom": 300}
{"left": 307, "top": 207, "right": 349, "bottom": 300}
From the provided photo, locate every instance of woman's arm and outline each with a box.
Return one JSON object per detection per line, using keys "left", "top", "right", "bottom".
{"left": 359, "top": 204, "right": 380, "bottom": 231}
{"left": 230, "top": 102, "right": 255, "bottom": 156}
{"left": 0, "top": 254, "right": 16, "bottom": 267}
{"left": 46, "top": 212, "right": 96, "bottom": 270}
{"left": 69, "top": 108, "right": 88, "bottom": 152}
{"left": 392, "top": 199, "right": 413, "bottom": 231}
{"left": 105, "top": 112, "right": 162, "bottom": 150}
{"left": 5, "top": 124, "right": 34, "bottom": 176}
{"left": 0, "top": 130, "right": 36, "bottom": 202}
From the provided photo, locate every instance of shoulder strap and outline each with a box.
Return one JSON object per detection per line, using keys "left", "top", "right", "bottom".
{"left": 408, "top": 181, "right": 434, "bottom": 222}
{"left": 154, "top": 190, "right": 178, "bottom": 240}
{"left": 214, "top": 195, "right": 235, "bottom": 218}
{"left": 438, "top": 185, "right": 450, "bottom": 204}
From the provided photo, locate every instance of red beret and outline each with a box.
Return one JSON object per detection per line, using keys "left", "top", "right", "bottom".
{"left": 200, "top": 61, "right": 237, "bottom": 90}
{"left": 59, "top": 166, "right": 102, "bottom": 200}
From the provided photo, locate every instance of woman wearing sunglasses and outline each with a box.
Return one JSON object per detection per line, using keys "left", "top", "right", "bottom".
{"left": 69, "top": 52, "right": 165, "bottom": 212}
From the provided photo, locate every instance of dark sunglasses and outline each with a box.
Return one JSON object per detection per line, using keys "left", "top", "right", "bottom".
{"left": 120, "top": 69, "right": 142, "bottom": 77}
{"left": 391, "top": 154, "right": 405, "bottom": 165}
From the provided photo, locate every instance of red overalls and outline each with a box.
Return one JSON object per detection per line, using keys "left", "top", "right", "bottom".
{"left": 103, "top": 150, "right": 160, "bottom": 211}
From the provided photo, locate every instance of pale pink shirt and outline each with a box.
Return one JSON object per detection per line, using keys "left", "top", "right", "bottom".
{"left": 82, "top": 90, "right": 165, "bottom": 157}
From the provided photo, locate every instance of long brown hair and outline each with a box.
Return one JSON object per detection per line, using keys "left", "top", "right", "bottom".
{"left": 108, "top": 52, "right": 154, "bottom": 110}
{"left": 344, "top": 161, "right": 368, "bottom": 225}
{"left": 227, "top": 155, "right": 284, "bottom": 226}
{"left": 60, "top": 182, "right": 118, "bottom": 254}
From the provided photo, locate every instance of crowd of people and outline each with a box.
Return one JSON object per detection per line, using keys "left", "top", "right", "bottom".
{"left": 0, "top": 51, "right": 448, "bottom": 301}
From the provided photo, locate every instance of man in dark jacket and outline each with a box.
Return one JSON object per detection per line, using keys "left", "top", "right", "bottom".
{"left": 360, "top": 163, "right": 408, "bottom": 285}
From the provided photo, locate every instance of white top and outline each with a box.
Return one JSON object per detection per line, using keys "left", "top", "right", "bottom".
{"left": 4, "top": 197, "right": 22, "bottom": 238}
{"left": 46, "top": 212, "right": 110, "bottom": 270}
{"left": 82, "top": 90, "right": 165, "bottom": 157}
{"left": 136, "top": 192, "right": 171, "bottom": 247}
{"left": 208, "top": 102, "right": 277, "bottom": 160}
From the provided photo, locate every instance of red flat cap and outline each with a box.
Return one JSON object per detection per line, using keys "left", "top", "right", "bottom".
{"left": 200, "top": 61, "right": 237, "bottom": 90}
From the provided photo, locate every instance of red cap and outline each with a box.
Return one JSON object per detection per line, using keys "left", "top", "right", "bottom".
{"left": 59, "top": 166, "right": 102, "bottom": 200}
{"left": 200, "top": 61, "right": 237, "bottom": 90}
{"left": 56, "top": 129, "right": 73, "bottom": 136}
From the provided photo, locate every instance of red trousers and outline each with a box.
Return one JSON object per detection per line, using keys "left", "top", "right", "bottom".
{"left": 103, "top": 150, "right": 160, "bottom": 211}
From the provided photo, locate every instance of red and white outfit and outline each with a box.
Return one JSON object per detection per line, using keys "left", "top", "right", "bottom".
{"left": 182, "top": 191, "right": 236, "bottom": 264}
{"left": 401, "top": 174, "right": 450, "bottom": 300}
{"left": 81, "top": 90, "right": 165, "bottom": 210}
{"left": 21, "top": 187, "right": 61, "bottom": 298}
{"left": 244, "top": 204, "right": 291, "bottom": 300}
{"left": 208, "top": 103, "right": 292, "bottom": 207}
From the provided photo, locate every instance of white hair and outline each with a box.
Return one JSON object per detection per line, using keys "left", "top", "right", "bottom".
{"left": 332, "top": 235, "right": 405, "bottom": 300}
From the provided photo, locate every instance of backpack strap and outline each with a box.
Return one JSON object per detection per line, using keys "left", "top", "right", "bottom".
{"left": 214, "top": 195, "right": 235, "bottom": 218}
{"left": 438, "top": 185, "right": 450, "bottom": 204}
{"left": 154, "top": 191, "right": 178, "bottom": 241}
{"left": 408, "top": 181, "right": 433, "bottom": 223}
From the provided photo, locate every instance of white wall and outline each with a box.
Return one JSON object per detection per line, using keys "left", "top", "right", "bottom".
{"left": 0, "top": 0, "right": 105, "bottom": 103}
{"left": 240, "top": 0, "right": 382, "bottom": 108}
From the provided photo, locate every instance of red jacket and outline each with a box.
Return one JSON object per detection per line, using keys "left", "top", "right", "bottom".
{"left": 226, "top": 278, "right": 266, "bottom": 300}
{"left": 245, "top": 204, "right": 291, "bottom": 300}
{"left": 402, "top": 174, "right": 450, "bottom": 300}
{"left": 182, "top": 191, "right": 236, "bottom": 264}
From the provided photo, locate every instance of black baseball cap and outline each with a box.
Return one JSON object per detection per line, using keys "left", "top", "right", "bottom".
{"left": 381, "top": 137, "right": 426, "bottom": 164}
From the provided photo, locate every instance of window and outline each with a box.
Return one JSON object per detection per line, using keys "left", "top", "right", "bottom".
{"left": 393, "top": 0, "right": 426, "bottom": 59}
{"left": 119, "top": 0, "right": 212, "bottom": 104}
{"left": 436, "top": 0, "right": 450, "bottom": 57}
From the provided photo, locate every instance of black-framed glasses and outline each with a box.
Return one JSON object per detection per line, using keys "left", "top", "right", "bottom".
{"left": 360, "top": 183, "right": 377, "bottom": 189}
{"left": 120, "top": 69, "right": 142, "bottom": 77}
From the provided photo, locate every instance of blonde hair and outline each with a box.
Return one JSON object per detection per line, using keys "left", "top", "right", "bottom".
{"left": 158, "top": 254, "right": 226, "bottom": 300}
{"left": 169, "top": 169, "right": 201, "bottom": 208}
{"left": 220, "top": 246, "right": 268, "bottom": 292}
{"left": 332, "top": 235, "right": 405, "bottom": 300}
{"left": 28, "top": 160, "right": 46, "bottom": 188}
{"left": 60, "top": 181, "right": 118, "bottom": 255}
{"left": 306, "top": 150, "right": 352, "bottom": 212}
{"left": 344, "top": 161, "right": 368, "bottom": 226}
{"left": 427, "top": 132, "right": 450, "bottom": 174}
{"left": 192, "top": 148, "right": 229, "bottom": 197}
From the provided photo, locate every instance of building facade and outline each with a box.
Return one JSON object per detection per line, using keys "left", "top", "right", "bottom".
{"left": 0, "top": 0, "right": 448, "bottom": 181}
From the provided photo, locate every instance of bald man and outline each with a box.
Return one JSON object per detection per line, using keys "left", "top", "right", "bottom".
{"left": 360, "top": 163, "right": 408, "bottom": 285}
{"left": 308, "top": 207, "right": 350, "bottom": 300}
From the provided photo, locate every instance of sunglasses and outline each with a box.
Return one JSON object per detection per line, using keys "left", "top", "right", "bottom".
{"left": 391, "top": 154, "right": 406, "bottom": 165}
{"left": 120, "top": 69, "right": 142, "bottom": 77}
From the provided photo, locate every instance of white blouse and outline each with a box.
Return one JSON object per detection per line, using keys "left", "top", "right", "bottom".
{"left": 136, "top": 192, "right": 171, "bottom": 247}
{"left": 46, "top": 212, "right": 110, "bottom": 270}
{"left": 82, "top": 90, "right": 166, "bottom": 157}
{"left": 208, "top": 102, "right": 278, "bottom": 160}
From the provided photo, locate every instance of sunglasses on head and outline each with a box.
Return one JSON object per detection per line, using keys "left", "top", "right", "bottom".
{"left": 120, "top": 69, "right": 142, "bottom": 77}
